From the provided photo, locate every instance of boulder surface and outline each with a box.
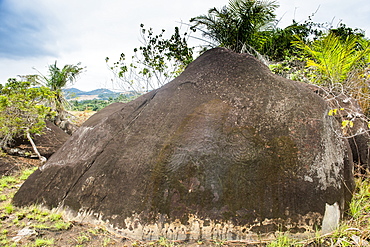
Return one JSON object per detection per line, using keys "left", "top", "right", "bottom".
{"left": 13, "top": 48, "right": 355, "bottom": 241}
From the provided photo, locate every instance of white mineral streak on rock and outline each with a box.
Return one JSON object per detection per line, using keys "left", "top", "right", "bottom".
{"left": 321, "top": 202, "right": 340, "bottom": 234}
{"left": 304, "top": 175, "right": 313, "bottom": 182}
{"left": 311, "top": 115, "right": 344, "bottom": 190}
{"left": 59, "top": 206, "right": 319, "bottom": 241}
{"left": 40, "top": 126, "right": 95, "bottom": 170}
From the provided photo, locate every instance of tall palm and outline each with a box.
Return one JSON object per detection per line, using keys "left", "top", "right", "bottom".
{"left": 38, "top": 61, "right": 83, "bottom": 113}
{"left": 190, "top": 0, "right": 278, "bottom": 53}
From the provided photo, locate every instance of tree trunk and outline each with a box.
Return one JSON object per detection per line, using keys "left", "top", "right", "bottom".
{"left": 26, "top": 132, "right": 47, "bottom": 163}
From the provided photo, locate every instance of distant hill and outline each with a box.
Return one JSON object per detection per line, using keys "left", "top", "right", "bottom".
{"left": 63, "top": 88, "right": 127, "bottom": 100}
{"left": 80, "top": 88, "right": 115, "bottom": 96}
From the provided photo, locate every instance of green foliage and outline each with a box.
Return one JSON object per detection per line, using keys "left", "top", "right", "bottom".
{"left": 0, "top": 176, "right": 17, "bottom": 189}
{"left": 257, "top": 19, "right": 326, "bottom": 61}
{"left": 69, "top": 94, "right": 136, "bottom": 112}
{"left": 3, "top": 203, "right": 13, "bottom": 214}
{"left": 329, "top": 23, "right": 366, "bottom": 41}
{"left": 0, "top": 166, "right": 114, "bottom": 246}
{"left": 102, "top": 237, "right": 113, "bottom": 246}
{"left": 293, "top": 32, "right": 370, "bottom": 85}
{"left": 349, "top": 178, "right": 370, "bottom": 219}
{"left": 76, "top": 232, "right": 91, "bottom": 244}
{"left": 0, "top": 79, "right": 55, "bottom": 149}
{"left": 267, "top": 234, "right": 294, "bottom": 247}
{"left": 70, "top": 99, "right": 111, "bottom": 112}
{"left": 190, "top": 0, "right": 278, "bottom": 53}
{"left": 53, "top": 221, "right": 71, "bottom": 230}
{"left": 19, "top": 167, "right": 38, "bottom": 181}
{"left": 107, "top": 24, "right": 194, "bottom": 92}
{"left": 33, "top": 238, "right": 54, "bottom": 246}
{"left": 34, "top": 61, "right": 84, "bottom": 113}
{"left": 293, "top": 32, "right": 370, "bottom": 116}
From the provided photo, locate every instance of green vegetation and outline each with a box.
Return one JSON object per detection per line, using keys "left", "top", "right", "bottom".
{"left": 294, "top": 33, "right": 369, "bottom": 85}
{"left": 268, "top": 24, "right": 370, "bottom": 129}
{"left": 34, "top": 61, "right": 84, "bottom": 114}
{"left": 190, "top": 0, "right": 278, "bottom": 53}
{"left": 68, "top": 94, "right": 137, "bottom": 111}
{"left": 0, "top": 166, "right": 121, "bottom": 246}
{"left": 267, "top": 234, "right": 293, "bottom": 247}
{"left": 107, "top": 24, "right": 194, "bottom": 93}
{"left": 293, "top": 31, "right": 370, "bottom": 116}
{"left": 0, "top": 62, "right": 83, "bottom": 156}
{"left": 0, "top": 0, "right": 369, "bottom": 245}
{"left": 32, "top": 238, "right": 55, "bottom": 247}
{"left": 0, "top": 79, "right": 55, "bottom": 160}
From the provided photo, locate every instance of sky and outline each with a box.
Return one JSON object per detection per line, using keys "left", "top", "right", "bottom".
{"left": 0, "top": 0, "right": 369, "bottom": 91}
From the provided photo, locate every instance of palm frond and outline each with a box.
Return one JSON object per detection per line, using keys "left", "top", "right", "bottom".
{"left": 190, "top": 0, "right": 278, "bottom": 53}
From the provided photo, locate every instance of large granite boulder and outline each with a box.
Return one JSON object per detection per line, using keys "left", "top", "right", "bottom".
{"left": 13, "top": 48, "right": 355, "bottom": 241}
{"left": 0, "top": 121, "right": 70, "bottom": 176}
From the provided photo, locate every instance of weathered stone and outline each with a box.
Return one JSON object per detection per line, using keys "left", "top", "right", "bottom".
{"left": 13, "top": 48, "right": 355, "bottom": 241}
{"left": 305, "top": 84, "right": 370, "bottom": 173}
{"left": 32, "top": 120, "right": 71, "bottom": 158}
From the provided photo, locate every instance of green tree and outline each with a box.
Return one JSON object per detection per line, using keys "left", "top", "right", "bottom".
{"left": 107, "top": 24, "right": 194, "bottom": 93}
{"left": 329, "top": 23, "right": 365, "bottom": 41}
{"left": 190, "top": 0, "right": 278, "bottom": 53}
{"left": 256, "top": 19, "right": 326, "bottom": 61}
{"left": 0, "top": 79, "right": 55, "bottom": 161}
{"left": 35, "top": 61, "right": 84, "bottom": 113}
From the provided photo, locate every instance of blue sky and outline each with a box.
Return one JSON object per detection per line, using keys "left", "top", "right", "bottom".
{"left": 1, "top": 0, "right": 369, "bottom": 91}
{"left": 0, "top": 1, "right": 58, "bottom": 58}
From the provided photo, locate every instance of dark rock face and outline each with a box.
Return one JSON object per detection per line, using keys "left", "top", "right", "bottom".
{"left": 33, "top": 121, "right": 71, "bottom": 158}
{"left": 305, "top": 84, "right": 370, "bottom": 174}
{"left": 13, "top": 48, "right": 355, "bottom": 240}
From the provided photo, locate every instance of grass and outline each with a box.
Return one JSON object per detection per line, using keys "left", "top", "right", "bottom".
{"left": 0, "top": 163, "right": 123, "bottom": 246}
{"left": 0, "top": 176, "right": 17, "bottom": 190}
{"left": 0, "top": 163, "right": 369, "bottom": 246}
{"left": 288, "top": 175, "right": 370, "bottom": 246}
{"left": 33, "top": 238, "right": 54, "bottom": 246}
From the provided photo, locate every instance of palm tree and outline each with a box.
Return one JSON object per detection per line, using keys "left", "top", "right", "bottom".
{"left": 190, "top": 0, "right": 278, "bottom": 53}
{"left": 294, "top": 33, "right": 370, "bottom": 85}
{"left": 294, "top": 33, "right": 370, "bottom": 115}
{"left": 37, "top": 61, "right": 84, "bottom": 113}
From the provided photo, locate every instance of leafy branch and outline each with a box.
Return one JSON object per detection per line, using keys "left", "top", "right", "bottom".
{"left": 0, "top": 79, "right": 56, "bottom": 161}
{"left": 106, "top": 24, "right": 194, "bottom": 93}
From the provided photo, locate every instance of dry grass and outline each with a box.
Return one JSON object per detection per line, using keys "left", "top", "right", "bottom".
{"left": 68, "top": 110, "right": 96, "bottom": 126}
